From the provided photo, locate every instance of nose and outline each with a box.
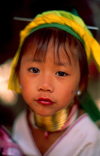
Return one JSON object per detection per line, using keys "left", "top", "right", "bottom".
{"left": 37, "top": 74, "right": 54, "bottom": 92}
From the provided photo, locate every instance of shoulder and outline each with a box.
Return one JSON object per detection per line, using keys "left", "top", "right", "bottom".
{"left": 76, "top": 114, "right": 100, "bottom": 155}
{"left": 75, "top": 113, "right": 100, "bottom": 132}
{"left": 73, "top": 114, "right": 100, "bottom": 144}
{"left": 12, "top": 110, "right": 28, "bottom": 140}
{"left": 12, "top": 110, "right": 27, "bottom": 131}
{"left": 49, "top": 114, "right": 100, "bottom": 156}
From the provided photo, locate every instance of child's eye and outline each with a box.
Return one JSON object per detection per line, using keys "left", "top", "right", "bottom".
{"left": 28, "top": 67, "right": 40, "bottom": 73}
{"left": 56, "top": 71, "right": 68, "bottom": 77}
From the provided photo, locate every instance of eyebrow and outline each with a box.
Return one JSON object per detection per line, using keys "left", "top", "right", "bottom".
{"left": 25, "top": 58, "right": 71, "bottom": 67}
{"left": 25, "top": 58, "right": 42, "bottom": 63}
{"left": 54, "top": 61, "right": 71, "bottom": 67}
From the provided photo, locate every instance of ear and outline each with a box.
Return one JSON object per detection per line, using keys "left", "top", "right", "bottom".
{"left": 79, "top": 73, "right": 89, "bottom": 91}
{"left": 78, "top": 81, "right": 86, "bottom": 92}
{"left": 76, "top": 82, "right": 86, "bottom": 96}
{"left": 17, "top": 71, "right": 22, "bottom": 90}
{"left": 78, "top": 76, "right": 88, "bottom": 95}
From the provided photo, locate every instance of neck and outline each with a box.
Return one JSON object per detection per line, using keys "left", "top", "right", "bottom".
{"left": 28, "top": 102, "right": 78, "bottom": 132}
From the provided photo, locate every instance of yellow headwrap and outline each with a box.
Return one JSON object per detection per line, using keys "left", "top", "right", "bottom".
{"left": 8, "top": 10, "right": 100, "bottom": 93}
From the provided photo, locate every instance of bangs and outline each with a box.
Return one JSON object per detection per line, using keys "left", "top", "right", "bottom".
{"left": 21, "top": 28, "right": 79, "bottom": 64}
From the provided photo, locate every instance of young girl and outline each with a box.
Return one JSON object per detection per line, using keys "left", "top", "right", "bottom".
{"left": 8, "top": 10, "right": 100, "bottom": 156}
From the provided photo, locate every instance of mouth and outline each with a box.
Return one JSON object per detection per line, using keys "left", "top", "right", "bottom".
{"left": 37, "top": 98, "right": 54, "bottom": 105}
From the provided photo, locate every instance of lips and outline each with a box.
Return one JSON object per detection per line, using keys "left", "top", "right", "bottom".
{"left": 37, "top": 98, "right": 53, "bottom": 105}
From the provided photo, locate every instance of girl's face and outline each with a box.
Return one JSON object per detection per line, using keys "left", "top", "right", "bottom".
{"left": 18, "top": 40, "right": 80, "bottom": 116}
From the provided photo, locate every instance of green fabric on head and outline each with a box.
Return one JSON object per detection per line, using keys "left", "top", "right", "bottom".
{"left": 29, "top": 23, "right": 84, "bottom": 45}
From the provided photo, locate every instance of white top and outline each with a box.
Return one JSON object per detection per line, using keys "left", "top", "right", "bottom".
{"left": 12, "top": 111, "right": 100, "bottom": 156}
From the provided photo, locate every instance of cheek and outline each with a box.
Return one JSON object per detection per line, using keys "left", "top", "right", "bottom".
{"left": 70, "top": 89, "right": 76, "bottom": 97}
{"left": 63, "top": 85, "right": 78, "bottom": 100}
{"left": 60, "top": 87, "right": 77, "bottom": 101}
{"left": 21, "top": 85, "right": 29, "bottom": 100}
{"left": 20, "top": 77, "right": 31, "bottom": 96}
{"left": 70, "top": 89, "right": 77, "bottom": 98}
{"left": 71, "top": 89, "right": 77, "bottom": 94}
{"left": 70, "top": 83, "right": 79, "bottom": 94}
{"left": 71, "top": 90, "right": 74, "bottom": 94}
{"left": 21, "top": 85, "right": 33, "bottom": 105}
